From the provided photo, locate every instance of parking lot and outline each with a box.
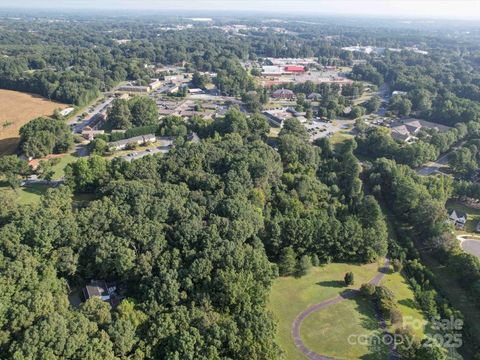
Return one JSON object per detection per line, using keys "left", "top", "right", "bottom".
{"left": 305, "top": 119, "right": 354, "bottom": 140}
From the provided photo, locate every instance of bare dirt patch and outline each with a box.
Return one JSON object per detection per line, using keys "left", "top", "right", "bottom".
{"left": 0, "top": 89, "right": 68, "bottom": 155}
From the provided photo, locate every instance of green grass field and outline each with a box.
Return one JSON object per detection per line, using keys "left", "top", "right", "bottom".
{"left": 331, "top": 130, "right": 354, "bottom": 150}
{"left": 51, "top": 154, "right": 77, "bottom": 179}
{"left": 268, "top": 261, "right": 382, "bottom": 360}
{"left": 268, "top": 261, "right": 428, "bottom": 360}
{"left": 0, "top": 183, "right": 49, "bottom": 205}
{"left": 301, "top": 295, "right": 389, "bottom": 359}
{"left": 379, "top": 272, "right": 428, "bottom": 338}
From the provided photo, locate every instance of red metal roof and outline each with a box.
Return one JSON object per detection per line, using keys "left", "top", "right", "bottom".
{"left": 284, "top": 65, "right": 305, "bottom": 72}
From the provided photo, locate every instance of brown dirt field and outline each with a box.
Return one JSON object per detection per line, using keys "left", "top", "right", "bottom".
{"left": 0, "top": 89, "right": 68, "bottom": 155}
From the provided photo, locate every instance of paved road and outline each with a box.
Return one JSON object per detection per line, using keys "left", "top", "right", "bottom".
{"left": 291, "top": 259, "right": 393, "bottom": 360}
{"left": 416, "top": 152, "right": 451, "bottom": 176}
{"left": 119, "top": 146, "right": 171, "bottom": 162}
{"left": 69, "top": 96, "right": 114, "bottom": 133}
{"left": 457, "top": 235, "right": 480, "bottom": 258}
{"left": 22, "top": 177, "right": 64, "bottom": 187}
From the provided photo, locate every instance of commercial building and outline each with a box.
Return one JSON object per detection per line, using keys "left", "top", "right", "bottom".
{"left": 117, "top": 79, "right": 163, "bottom": 93}
{"left": 108, "top": 134, "right": 157, "bottom": 151}
{"left": 271, "top": 88, "right": 295, "bottom": 100}
{"left": 262, "top": 66, "right": 283, "bottom": 76}
{"left": 284, "top": 65, "right": 305, "bottom": 73}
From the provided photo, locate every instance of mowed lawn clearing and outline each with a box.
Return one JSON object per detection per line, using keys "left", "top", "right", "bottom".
{"left": 379, "top": 272, "right": 428, "bottom": 338}
{"left": 301, "top": 271, "right": 428, "bottom": 359}
{"left": 300, "top": 295, "right": 389, "bottom": 359}
{"left": 50, "top": 154, "right": 77, "bottom": 179}
{"left": 0, "top": 183, "right": 50, "bottom": 205}
{"left": 268, "top": 261, "right": 382, "bottom": 360}
{"left": 0, "top": 89, "right": 68, "bottom": 155}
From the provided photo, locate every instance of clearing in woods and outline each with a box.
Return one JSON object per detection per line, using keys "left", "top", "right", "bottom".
{"left": 0, "top": 89, "right": 68, "bottom": 155}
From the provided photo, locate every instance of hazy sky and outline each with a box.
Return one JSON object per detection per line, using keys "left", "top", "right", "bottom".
{"left": 2, "top": 0, "right": 480, "bottom": 20}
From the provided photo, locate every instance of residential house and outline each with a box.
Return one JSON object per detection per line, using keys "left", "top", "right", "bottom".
{"left": 82, "top": 280, "right": 122, "bottom": 307}
{"left": 83, "top": 280, "right": 111, "bottom": 302}
{"left": 263, "top": 107, "right": 301, "bottom": 127}
{"left": 448, "top": 209, "right": 468, "bottom": 229}
{"left": 263, "top": 110, "right": 289, "bottom": 128}
{"left": 188, "top": 88, "right": 204, "bottom": 95}
{"left": 157, "top": 83, "right": 180, "bottom": 94}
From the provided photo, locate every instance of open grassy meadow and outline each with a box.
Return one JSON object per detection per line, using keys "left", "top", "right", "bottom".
{"left": 50, "top": 154, "right": 77, "bottom": 179}
{"left": 0, "top": 183, "right": 49, "bottom": 205}
{"left": 268, "top": 261, "right": 382, "bottom": 360}
{"left": 379, "top": 272, "right": 428, "bottom": 338}
{"left": 268, "top": 261, "right": 427, "bottom": 360}
{"left": 0, "top": 89, "right": 68, "bottom": 155}
{"left": 301, "top": 295, "right": 389, "bottom": 359}
{"left": 330, "top": 130, "right": 354, "bottom": 150}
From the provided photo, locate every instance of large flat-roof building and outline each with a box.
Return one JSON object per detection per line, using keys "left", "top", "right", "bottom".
{"left": 108, "top": 134, "right": 157, "bottom": 151}
{"left": 117, "top": 79, "right": 163, "bottom": 93}
{"left": 284, "top": 65, "right": 305, "bottom": 73}
{"left": 262, "top": 65, "right": 283, "bottom": 76}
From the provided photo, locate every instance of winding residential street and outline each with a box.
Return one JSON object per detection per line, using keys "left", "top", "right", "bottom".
{"left": 291, "top": 259, "right": 394, "bottom": 360}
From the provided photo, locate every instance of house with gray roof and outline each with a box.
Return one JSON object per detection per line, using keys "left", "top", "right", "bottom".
{"left": 448, "top": 209, "right": 468, "bottom": 229}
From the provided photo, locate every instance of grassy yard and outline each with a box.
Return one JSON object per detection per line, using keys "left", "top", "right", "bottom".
{"left": 352, "top": 92, "right": 373, "bottom": 106}
{"left": 51, "top": 154, "right": 77, "bottom": 179}
{"left": 268, "top": 127, "right": 281, "bottom": 138}
{"left": 331, "top": 130, "right": 354, "bottom": 151}
{"left": 0, "top": 183, "right": 49, "bottom": 205}
{"left": 268, "top": 261, "right": 382, "bottom": 360}
{"left": 301, "top": 295, "right": 389, "bottom": 360}
{"left": 379, "top": 272, "right": 428, "bottom": 338}
{"left": 268, "top": 260, "right": 428, "bottom": 360}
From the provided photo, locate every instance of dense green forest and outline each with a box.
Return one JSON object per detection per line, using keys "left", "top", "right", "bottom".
{"left": 1, "top": 12, "right": 480, "bottom": 359}
{"left": 1, "top": 108, "right": 389, "bottom": 359}
{"left": 1, "top": 14, "right": 479, "bottom": 110}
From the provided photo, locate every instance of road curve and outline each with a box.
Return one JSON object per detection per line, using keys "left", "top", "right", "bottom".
{"left": 291, "top": 259, "right": 391, "bottom": 360}
{"left": 457, "top": 235, "right": 480, "bottom": 258}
